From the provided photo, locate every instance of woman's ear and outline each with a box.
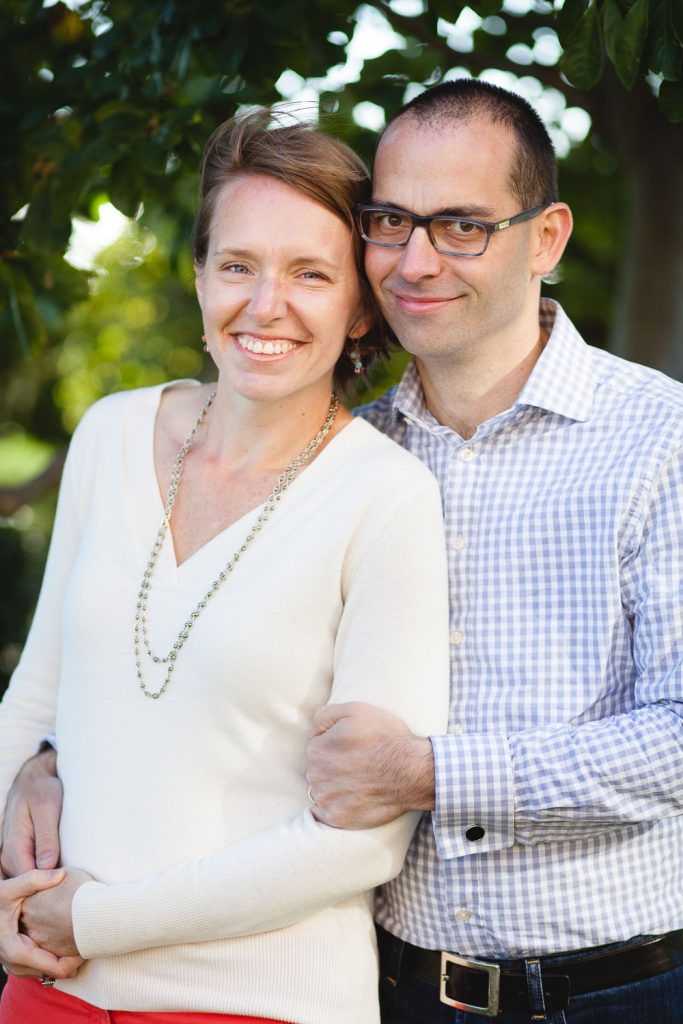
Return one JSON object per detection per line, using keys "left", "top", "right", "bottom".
{"left": 531, "top": 202, "right": 573, "bottom": 280}
{"left": 348, "top": 290, "right": 375, "bottom": 340}
{"left": 348, "top": 313, "right": 372, "bottom": 340}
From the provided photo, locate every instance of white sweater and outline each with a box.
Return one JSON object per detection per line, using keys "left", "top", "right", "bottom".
{"left": 0, "top": 382, "right": 450, "bottom": 1022}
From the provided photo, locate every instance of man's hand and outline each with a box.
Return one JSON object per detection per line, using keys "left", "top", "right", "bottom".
{"left": 0, "top": 869, "right": 82, "bottom": 979}
{"left": 305, "top": 702, "right": 436, "bottom": 829}
{"left": 0, "top": 748, "right": 62, "bottom": 877}
{"left": 21, "top": 866, "right": 91, "bottom": 959}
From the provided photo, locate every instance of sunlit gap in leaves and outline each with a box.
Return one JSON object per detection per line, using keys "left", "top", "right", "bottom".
{"left": 274, "top": 0, "right": 591, "bottom": 155}
{"left": 65, "top": 203, "right": 131, "bottom": 271}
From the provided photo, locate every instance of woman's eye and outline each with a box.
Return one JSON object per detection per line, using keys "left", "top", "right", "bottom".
{"left": 300, "top": 270, "right": 325, "bottom": 280}
{"left": 223, "top": 262, "right": 250, "bottom": 274}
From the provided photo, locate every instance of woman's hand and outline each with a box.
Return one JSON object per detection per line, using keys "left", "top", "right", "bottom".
{"left": 20, "top": 866, "right": 92, "bottom": 959}
{"left": 0, "top": 869, "right": 83, "bottom": 979}
{"left": 0, "top": 747, "right": 63, "bottom": 876}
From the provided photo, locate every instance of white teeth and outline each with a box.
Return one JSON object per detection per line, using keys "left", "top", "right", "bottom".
{"left": 236, "top": 334, "right": 299, "bottom": 355}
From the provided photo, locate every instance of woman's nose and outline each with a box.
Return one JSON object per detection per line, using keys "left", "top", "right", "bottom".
{"left": 247, "top": 277, "right": 287, "bottom": 322}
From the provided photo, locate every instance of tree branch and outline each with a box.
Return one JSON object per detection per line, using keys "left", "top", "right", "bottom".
{"left": 0, "top": 452, "right": 65, "bottom": 518}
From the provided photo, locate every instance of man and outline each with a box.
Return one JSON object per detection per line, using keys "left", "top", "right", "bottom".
{"left": 3, "top": 80, "right": 683, "bottom": 1022}
{"left": 305, "top": 80, "right": 683, "bottom": 1022}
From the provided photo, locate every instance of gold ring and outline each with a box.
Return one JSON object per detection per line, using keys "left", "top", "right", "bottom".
{"left": 41, "top": 975, "right": 55, "bottom": 988}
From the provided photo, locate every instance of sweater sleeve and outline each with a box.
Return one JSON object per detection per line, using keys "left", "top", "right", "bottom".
{"left": 72, "top": 471, "right": 451, "bottom": 958}
{"left": 0, "top": 418, "right": 92, "bottom": 833}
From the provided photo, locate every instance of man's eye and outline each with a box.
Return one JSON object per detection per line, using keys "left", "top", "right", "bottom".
{"left": 375, "top": 213, "right": 408, "bottom": 230}
{"left": 223, "top": 262, "right": 249, "bottom": 273}
{"left": 445, "top": 220, "right": 478, "bottom": 235}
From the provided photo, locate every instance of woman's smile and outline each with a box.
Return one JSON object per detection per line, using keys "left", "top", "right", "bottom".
{"left": 234, "top": 333, "right": 302, "bottom": 357}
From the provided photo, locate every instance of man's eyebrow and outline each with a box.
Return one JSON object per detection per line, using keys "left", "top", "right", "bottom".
{"left": 369, "top": 200, "right": 496, "bottom": 219}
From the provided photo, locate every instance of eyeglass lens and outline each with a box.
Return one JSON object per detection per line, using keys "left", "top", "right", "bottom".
{"left": 360, "top": 209, "right": 488, "bottom": 255}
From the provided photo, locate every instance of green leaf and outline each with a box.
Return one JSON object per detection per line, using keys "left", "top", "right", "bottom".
{"left": 94, "top": 101, "right": 145, "bottom": 125}
{"left": 556, "top": 0, "right": 590, "bottom": 46}
{"left": 602, "top": 0, "right": 624, "bottom": 64}
{"left": 21, "top": 183, "right": 73, "bottom": 255}
{"left": 0, "top": 263, "right": 48, "bottom": 354}
{"left": 670, "top": 0, "right": 683, "bottom": 44}
{"left": 648, "top": 0, "right": 683, "bottom": 78}
{"left": 107, "top": 159, "right": 145, "bottom": 218}
{"left": 0, "top": 264, "right": 30, "bottom": 357}
{"left": 469, "top": 0, "right": 504, "bottom": 17}
{"left": 429, "top": 0, "right": 470, "bottom": 19}
{"left": 561, "top": 2, "right": 605, "bottom": 89}
{"left": 659, "top": 76, "right": 683, "bottom": 117}
{"left": 613, "top": 0, "right": 649, "bottom": 88}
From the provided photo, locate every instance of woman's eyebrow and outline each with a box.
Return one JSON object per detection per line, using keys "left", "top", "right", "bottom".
{"left": 213, "top": 247, "right": 339, "bottom": 271}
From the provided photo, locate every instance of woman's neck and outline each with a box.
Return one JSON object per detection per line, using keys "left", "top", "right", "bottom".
{"left": 196, "top": 378, "right": 350, "bottom": 472}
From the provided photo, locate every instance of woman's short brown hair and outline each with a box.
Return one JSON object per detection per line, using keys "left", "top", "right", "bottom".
{"left": 192, "top": 108, "right": 388, "bottom": 390}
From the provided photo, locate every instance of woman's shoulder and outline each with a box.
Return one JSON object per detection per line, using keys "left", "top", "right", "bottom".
{"left": 342, "top": 416, "right": 439, "bottom": 493}
{"left": 73, "top": 380, "right": 199, "bottom": 441}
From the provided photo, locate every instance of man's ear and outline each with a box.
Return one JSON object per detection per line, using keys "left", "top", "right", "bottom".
{"left": 531, "top": 202, "right": 573, "bottom": 280}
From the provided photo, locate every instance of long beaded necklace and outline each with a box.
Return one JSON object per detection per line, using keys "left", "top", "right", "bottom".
{"left": 134, "top": 391, "right": 340, "bottom": 699}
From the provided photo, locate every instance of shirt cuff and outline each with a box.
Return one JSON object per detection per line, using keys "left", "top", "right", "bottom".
{"left": 429, "top": 732, "right": 515, "bottom": 859}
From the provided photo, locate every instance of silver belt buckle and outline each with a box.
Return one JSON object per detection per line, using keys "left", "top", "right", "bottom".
{"left": 440, "top": 951, "right": 501, "bottom": 1017}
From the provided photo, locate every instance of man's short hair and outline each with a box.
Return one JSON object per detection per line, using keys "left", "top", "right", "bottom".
{"left": 385, "top": 79, "right": 558, "bottom": 209}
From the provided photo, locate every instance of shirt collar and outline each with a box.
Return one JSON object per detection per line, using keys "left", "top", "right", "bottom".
{"left": 392, "top": 299, "right": 596, "bottom": 428}
{"left": 516, "top": 299, "right": 595, "bottom": 422}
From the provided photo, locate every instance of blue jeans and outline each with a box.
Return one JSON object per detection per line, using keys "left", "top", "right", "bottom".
{"left": 379, "top": 960, "right": 683, "bottom": 1023}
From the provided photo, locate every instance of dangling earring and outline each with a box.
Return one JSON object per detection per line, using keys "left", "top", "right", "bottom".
{"left": 201, "top": 334, "right": 208, "bottom": 352}
{"left": 347, "top": 343, "right": 364, "bottom": 375}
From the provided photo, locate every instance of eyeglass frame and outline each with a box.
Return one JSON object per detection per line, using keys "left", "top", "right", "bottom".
{"left": 355, "top": 202, "right": 552, "bottom": 257}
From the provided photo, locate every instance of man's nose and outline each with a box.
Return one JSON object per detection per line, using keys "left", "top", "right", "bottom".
{"left": 397, "top": 226, "right": 442, "bottom": 281}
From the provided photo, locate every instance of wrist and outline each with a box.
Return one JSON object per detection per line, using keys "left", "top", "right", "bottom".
{"left": 393, "top": 735, "right": 436, "bottom": 813}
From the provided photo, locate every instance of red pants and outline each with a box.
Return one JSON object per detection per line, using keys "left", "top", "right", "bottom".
{"left": 0, "top": 976, "right": 288, "bottom": 1024}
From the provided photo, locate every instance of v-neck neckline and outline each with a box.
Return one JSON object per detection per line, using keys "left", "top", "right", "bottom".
{"left": 139, "top": 381, "right": 361, "bottom": 579}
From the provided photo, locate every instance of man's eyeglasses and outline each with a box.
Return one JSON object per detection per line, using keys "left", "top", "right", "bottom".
{"left": 355, "top": 203, "right": 550, "bottom": 258}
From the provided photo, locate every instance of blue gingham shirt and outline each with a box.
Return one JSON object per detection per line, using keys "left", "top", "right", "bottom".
{"left": 359, "top": 300, "right": 683, "bottom": 957}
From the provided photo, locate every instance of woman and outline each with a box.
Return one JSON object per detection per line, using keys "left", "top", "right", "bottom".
{"left": 0, "top": 109, "right": 449, "bottom": 1023}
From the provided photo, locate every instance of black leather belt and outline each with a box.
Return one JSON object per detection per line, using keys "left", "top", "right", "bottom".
{"left": 377, "top": 924, "right": 683, "bottom": 1017}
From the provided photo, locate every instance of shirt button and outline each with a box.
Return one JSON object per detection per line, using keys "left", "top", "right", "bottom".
{"left": 450, "top": 629, "right": 464, "bottom": 646}
{"left": 451, "top": 535, "right": 466, "bottom": 551}
{"left": 455, "top": 909, "right": 472, "bottom": 924}
{"left": 451, "top": 723, "right": 464, "bottom": 735}
{"left": 465, "top": 825, "right": 486, "bottom": 842}
{"left": 460, "top": 447, "right": 476, "bottom": 462}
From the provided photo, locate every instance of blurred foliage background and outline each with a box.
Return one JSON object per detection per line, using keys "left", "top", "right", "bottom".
{"left": 1, "top": 0, "right": 682, "bottom": 695}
